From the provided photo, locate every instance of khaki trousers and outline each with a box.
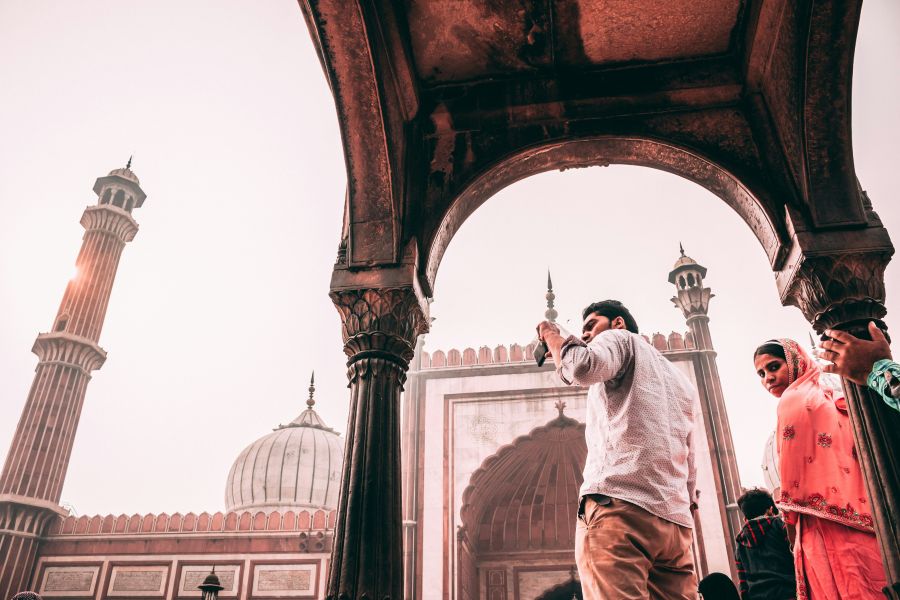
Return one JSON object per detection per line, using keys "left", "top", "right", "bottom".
{"left": 575, "top": 496, "right": 697, "bottom": 600}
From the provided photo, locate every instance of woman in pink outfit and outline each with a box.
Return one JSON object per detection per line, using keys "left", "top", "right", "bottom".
{"left": 753, "top": 338, "right": 886, "bottom": 599}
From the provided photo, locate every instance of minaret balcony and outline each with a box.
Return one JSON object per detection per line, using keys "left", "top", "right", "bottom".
{"left": 79, "top": 205, "right": 139, "bottom": 242}
{"left": 31, "top": 332, "right": 107, "bottom": 373}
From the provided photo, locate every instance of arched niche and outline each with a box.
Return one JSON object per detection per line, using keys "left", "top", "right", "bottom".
{"left": 459, "top": 411, "right": 586, "bottom": 554}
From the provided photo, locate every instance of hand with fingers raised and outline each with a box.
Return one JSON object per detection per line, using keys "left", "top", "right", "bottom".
{"left": 819, "top": 322, "right": 892, "bottom": 385}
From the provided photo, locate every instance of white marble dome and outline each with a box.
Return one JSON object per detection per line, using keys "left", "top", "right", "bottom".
{"left": 225, "top": 376, "right": 343, "bottom": 512}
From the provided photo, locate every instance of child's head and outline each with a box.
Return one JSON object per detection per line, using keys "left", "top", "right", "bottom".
{"left": 737, "top": 487, "right": 777, "bottom": 520}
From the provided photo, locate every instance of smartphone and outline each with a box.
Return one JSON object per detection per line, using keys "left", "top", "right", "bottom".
{"left": 533, "top": 340, "right": 549, "bottom": 367}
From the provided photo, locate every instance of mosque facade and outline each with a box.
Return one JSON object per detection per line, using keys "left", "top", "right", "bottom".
{"left": 401, "top": 260, "right": 744, "bottom": 600}
{"left": 2, "top": 166, "right": 742, "bottom": 600}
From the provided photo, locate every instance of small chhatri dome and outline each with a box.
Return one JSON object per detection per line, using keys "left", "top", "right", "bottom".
{"left": 107, "top": 156, "right": 140, "bottom": 185}
{"left": 672, "top": 242, "right": 697, "bottom": 269}
{"left": 225, "top": 372, "right": 343, "bottom": 512}
{"left": 668, "top": 243, "right": 707, "bottom": 285}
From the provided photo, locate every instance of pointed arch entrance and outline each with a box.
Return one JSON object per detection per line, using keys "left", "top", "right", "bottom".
{"left": 457, "top": 408, "right": 585, "bottom": 600}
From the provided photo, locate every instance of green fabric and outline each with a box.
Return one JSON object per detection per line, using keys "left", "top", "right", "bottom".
{"left": 867, "top": 359, "right": 900, "bottom": 413}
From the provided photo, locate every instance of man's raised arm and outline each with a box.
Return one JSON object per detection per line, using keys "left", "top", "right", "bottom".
{"left": 537, "top": 321, "right": 631, "bottom": 386}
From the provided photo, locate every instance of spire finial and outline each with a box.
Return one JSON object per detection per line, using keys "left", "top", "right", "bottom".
{"left": 809, "top": 332, "right": 817, "bottom": 352}
{"left": 126, "top": 155, "right": 132, "bottom": 170}
{"left": 307, "top": 371, "right": 315, "bottom": 408}
{"left": 554, "top": 400, "right": 566, "bottom": 417}
{"left": 544, "top": 269, "right": 558, "bottom": 322}
{"left": 679, "top": 242, "right": 685, "bottom": 257}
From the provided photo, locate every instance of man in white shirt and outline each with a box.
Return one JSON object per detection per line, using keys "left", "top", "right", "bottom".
{"left": 537, "top": 299, "right": 698, "bottom": 600}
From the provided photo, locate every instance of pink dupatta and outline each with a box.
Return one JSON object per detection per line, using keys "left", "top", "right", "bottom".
{"left": 773, "top": 339, "right": 874, "bottom": 532}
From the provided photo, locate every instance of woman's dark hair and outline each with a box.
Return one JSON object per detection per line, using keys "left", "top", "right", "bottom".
{"left": 754, "top": 341, "right": 785, "bottom": 361}
{"left": 737, "top": 487, "right": 777, "bottom": 520}
{"left": 582, "top": 299, "right": 639, "bottom": 334}
{"left": 698, "top": 572, "right": 740, "bottom": 600}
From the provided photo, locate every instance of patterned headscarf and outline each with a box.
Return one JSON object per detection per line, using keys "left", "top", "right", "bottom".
{"left": 12, "top": 593, "right": 43, "bottom": 600}
{"left": 759, "top": 338, "right": 817, "bottom": 387}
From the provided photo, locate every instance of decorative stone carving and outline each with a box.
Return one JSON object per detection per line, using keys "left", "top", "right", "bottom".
{"left": 781, "top": 252, "right": 891, "bottom": 332}
{"left": 32, "top": 333, "right": 107, "bottom": 373}
{"left": 330, "top": 287, "right": 429, "bottom": 366}
{"left": 80, "top": 205, "right": 139, "bottom": 243}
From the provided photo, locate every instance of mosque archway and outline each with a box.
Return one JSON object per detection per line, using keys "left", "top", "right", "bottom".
{"left": 457, "top": 406, "right": 585, "bottom": 600}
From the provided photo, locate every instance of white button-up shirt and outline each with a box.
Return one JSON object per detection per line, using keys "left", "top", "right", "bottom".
{"left": 558, "top": 329, "right": 698, "bottom": 528}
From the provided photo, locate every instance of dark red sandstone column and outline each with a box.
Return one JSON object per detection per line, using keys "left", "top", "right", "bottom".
{"left": 327, "top": 284, "right": 428, "bottom": 600}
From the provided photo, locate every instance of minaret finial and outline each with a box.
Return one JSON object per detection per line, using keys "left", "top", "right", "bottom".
{"left": 126, "top": 155, "right": 132, "bottom": 170}
{"left": 809, "top": 332, "right": 817, "bottom": 352}
{"left": 679, "top": 242, "right": 685, "bottom": 257}
{"left": 307, "top": 371, "right": 316, "bottom": 408}
{"left": 544, "top": 269, "right": 558, "bottom": 322}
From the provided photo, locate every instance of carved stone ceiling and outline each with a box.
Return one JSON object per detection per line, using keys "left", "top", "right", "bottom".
{"left": 406, "top": 0, "right": 743, "bottom": 84}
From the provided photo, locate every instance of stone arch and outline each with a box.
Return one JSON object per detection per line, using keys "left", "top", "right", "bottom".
{"left": 424, "top": 136, "right": 790, "bottom": 293}
{"left": 460, "top": 412, "right": 586, "bottom": 554}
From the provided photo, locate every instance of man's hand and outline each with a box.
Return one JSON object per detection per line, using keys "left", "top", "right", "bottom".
{"left": 819, "top": 322, "right": 892, "bottom": 385}
{"left": 536, "top": 320, "right": 565, "bottom": 369}
{"left": 536, "top": 320, "right": 560, "bottom": 341}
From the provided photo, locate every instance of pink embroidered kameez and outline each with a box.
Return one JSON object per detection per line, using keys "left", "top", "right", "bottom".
{"left": 774, "top": 339, "right": 886, "bottom": 599}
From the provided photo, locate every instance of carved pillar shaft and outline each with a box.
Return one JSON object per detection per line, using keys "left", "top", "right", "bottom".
{"left": 783, "top": 251, "right": 900, "bottom": 598}
{"left": 328, "top": 286, "right": 428, "bottom": 600}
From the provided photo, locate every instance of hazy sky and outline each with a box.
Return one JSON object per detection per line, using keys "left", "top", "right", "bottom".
{"left": 0, "top": 1, "right": 898, "bottom": 517}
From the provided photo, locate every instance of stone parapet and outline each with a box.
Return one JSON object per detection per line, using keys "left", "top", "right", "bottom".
{"left": 46, "top": 508, "right": 337, "bottom": 538}
{"left": 420, "top": 331, "right": 695, "bottom": 369}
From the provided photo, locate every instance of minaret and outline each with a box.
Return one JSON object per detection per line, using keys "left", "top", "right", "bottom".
{"left": 669, "top": 245, "right": 743, "bottom": 575}
{"left": 0, "top": 161, "right": 146, "bottom": 595}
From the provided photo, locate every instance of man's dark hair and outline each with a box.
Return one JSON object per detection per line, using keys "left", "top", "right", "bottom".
{"left": 754, "top": 341, "right": 785, "bottom": 361}
{"left": 737, "top": 487, "right": 777, "bottom": 520}
{"left": 582, "top": 300, "right": 639, "bottom": 334}
{"left": 698, "top": 573, "right": 740, "bottom": 600}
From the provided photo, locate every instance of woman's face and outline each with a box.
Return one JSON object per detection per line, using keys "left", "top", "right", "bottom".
{"left": 754, "top": 353, "right": 790, "bottom": 397}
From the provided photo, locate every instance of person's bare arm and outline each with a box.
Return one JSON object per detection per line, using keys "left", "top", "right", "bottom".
{"left": 819, "top": 322, "right": 892, "bottom": 385}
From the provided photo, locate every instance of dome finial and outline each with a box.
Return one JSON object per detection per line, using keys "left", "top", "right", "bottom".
{"left": 126, "top": 154, "right": 133, "bottom": 170}
{"left": 544, "top": 269, "right": 558, "bottom": 322}
{"left": 679, "top": 241, "right": 685, "bottom": 257}
{"left": 307, "top": 371, "right": 316, "bottom": 408}
{"left": 554, "top": 399, "right": 567, "bottom": 417}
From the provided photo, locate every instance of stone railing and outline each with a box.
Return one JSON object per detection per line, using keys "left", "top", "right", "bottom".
{"left": 420, "top": 331, "right": 695, "bottom": 369}
{"left": 46, "top": 508, "right": 337, "bottom": 536}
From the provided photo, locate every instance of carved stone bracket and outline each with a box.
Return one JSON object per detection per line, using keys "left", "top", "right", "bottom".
{"left": 781, "top": 251, "right": 891, "bottom": 333}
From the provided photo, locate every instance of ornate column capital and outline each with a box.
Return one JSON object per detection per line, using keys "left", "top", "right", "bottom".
{"left": 780, "top": 251, "right": 891, "bottom": 333}
{"left": 330, "top": 287, "right": 429, "bottom": 367}
{"left": 329, "top": 242, "right": 431, "bottom": 367}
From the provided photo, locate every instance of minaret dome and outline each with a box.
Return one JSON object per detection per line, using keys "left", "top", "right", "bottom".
{"left": 93, "top": 158, "right": 146, "bottom": 213}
